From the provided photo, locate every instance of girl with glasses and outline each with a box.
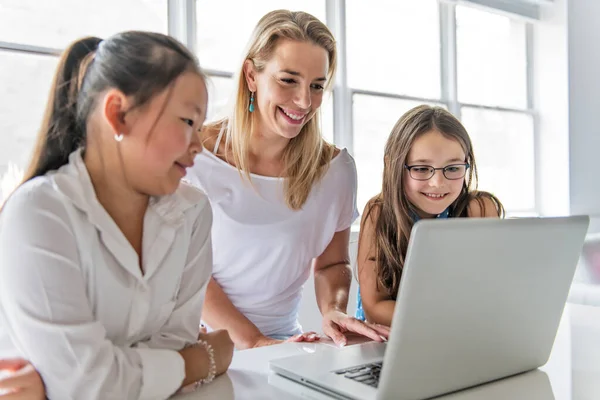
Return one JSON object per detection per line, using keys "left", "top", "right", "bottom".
{"left": 356, "top": 105, "right": 505, "bottom": 326}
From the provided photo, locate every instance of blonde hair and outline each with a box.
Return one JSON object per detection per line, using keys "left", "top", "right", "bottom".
{"left": 208, "top": 9, "right": 337, "bottom": 210}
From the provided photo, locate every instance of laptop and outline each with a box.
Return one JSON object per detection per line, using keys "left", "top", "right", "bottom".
{"left": 270, "top": 216, "right": 589, "bottom": 400}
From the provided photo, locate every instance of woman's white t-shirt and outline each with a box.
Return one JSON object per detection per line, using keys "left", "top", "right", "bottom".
{"left": 187, "top": 146, "right": 359, "bottom": 336}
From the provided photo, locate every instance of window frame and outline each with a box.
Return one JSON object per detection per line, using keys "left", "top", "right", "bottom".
{"left": 0, "top": 0, "right": 539, "bottom": 215}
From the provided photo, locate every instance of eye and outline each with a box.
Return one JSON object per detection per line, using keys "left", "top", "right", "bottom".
{"left": 180, "top": 118, "right": 194, "bottom": 127}
{"left": 281, "top": 78, "right": 296, "bottom": 85}
{"left": 445, "top": 166, "right": 460, "bottom": 173}
{"left": 311, "top": 83, "right": 324, "bottom": 91}
{"left": 412, "top": 166, "right": 431, "bottom": 173}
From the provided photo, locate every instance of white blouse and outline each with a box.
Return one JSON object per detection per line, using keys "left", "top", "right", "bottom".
{"left": 187, "top": 147, "right": 359, "bottom": 337}
{"left": 0, "top": 150, "right": 212, "bottom": 400}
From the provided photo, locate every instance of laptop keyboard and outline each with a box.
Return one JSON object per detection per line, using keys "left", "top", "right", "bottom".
{"left": 333, "top": 362, "right": 382, "bottom": 388}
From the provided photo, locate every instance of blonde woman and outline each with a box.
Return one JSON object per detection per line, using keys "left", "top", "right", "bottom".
{"left": 187, "top": 10, "right": 389, "bottom": 349}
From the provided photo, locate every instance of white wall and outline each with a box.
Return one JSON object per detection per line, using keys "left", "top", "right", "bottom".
{"left": 567, "top": 0, "right": 600, "bottom": 234}
{"left": 534, "top": 0, "right": 570, "bottom": 218}
{"left": 533, "top": 0, "right": 600, "bottom": 234}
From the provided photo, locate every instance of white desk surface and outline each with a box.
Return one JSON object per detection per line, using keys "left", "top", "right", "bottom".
{"left": 174, "top": 303, "right": 600, "bottom": 400}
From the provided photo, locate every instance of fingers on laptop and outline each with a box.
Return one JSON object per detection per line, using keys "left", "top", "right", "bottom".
{"left": 322, "top": 323, "right": 344, "bottom": 346}
{"left": 345, "top": 319, "right": 387, "bottom": 343}
{"left": 287, "top": 332, "right": 321, "bottom": 343}
{"left": 367, "top": 322, "right": 391, "bottom": 338}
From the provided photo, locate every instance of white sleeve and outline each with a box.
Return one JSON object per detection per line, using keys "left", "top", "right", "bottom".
{"left": 136, "top": 201, "right": 213, "bottom": 350}
{"left": 0, "top": 183, "right": 184, "bottom": 400}
{"left": 336, "top": 154, "right": 360, "bottom": 232}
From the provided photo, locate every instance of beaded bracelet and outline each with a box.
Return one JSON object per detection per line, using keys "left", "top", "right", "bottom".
{"left": 180, "top": 340, "right": 217, "bottom": 393}
{"left": 194, "top": 339, "right": 216, "bottom": 388}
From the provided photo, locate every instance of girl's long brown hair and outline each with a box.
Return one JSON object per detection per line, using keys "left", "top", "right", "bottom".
{"left": 362, "top": 105, "right": 505, "bottom": 298}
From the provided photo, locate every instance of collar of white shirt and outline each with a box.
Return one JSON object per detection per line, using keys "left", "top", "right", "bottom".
{"left": 48, "top": 149, "right": 205, "bottom": 280}
{"left": 53, "top": 149, "right": 202, "bottom": 227}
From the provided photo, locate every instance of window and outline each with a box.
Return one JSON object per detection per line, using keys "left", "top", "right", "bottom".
{"left": 206, "top": 76, "right": 235, "bottom": 122}
{"left": 0, "top": 51, "right": 58, "bottom": 177}
{"left": 346, "top": 0, "right": 441, "bottom": 99}
{"left": 196, "top": 1, "right": 326, "bottom": 73}
{"left": 0, "top": 0, "right": 169, "bottom": 201}
{"left": 347, "top": 2, "right": 533, "bottom": 217}
{"left": 0, "top": 2, "right": 538, "bottom": 215}
{"left": 456, "top": 5, "right": 527, "bottom": 108}
{"left": 456, "top": 5, "right": 532, "bottom": 212}
{"left": 461, "top": 108, "right": 535, "bottom": 211}
{"left": 0, "top": 0, "right": 168, "bottom": 49}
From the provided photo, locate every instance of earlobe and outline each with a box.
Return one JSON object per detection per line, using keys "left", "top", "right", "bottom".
{"left": 243, "top": 59, "right": 258, "bottom": 92}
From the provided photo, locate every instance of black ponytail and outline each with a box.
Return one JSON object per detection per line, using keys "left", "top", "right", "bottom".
{"left": 23, "top": 37, "right": 102, "bottom": 182}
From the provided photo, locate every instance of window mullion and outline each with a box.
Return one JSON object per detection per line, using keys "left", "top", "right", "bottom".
{"left": 168, "top": 0, "right": 196, "bottom": 51}
{"left": 326, "top": 0, "right": 353, "bottom": 154}
{"left": 439, "top": 1, "right": 460, "bottom": 118}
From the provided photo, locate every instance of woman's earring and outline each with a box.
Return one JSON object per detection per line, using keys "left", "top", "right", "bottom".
{"left": 249, "top": 91, "right": 255, "bottom": 113}
{"left": 114, "top": 133, "right": 124, "bottom": 142}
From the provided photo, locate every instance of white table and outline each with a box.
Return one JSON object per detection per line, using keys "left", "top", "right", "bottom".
{"left": 174, "top": 303, "right": 600, "bottom": 400}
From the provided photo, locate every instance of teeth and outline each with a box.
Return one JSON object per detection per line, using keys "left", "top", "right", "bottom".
{"left": 282, "top": 108, "right": 305, "bottom": 121}
{"left": 425, "top": 193, "right": 445, "bottom": 198}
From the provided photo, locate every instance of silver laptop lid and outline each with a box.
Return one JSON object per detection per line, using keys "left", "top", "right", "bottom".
{"left": 378, "top": 216, "right": 589, "bottom": 400}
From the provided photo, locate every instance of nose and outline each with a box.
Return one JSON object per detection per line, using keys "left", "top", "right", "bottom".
{"left": 295, "top": 85, "right": 312, "bottom": 110}
{"left": 429, "top": 169, "right": 445, "bottom": 187}
{"left": 189, "top": 129, "right": 202, "bottom": 156}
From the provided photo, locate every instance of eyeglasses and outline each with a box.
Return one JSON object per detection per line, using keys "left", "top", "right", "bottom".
{"left": 404, "top": 163, "right": 470, "bottom": 181}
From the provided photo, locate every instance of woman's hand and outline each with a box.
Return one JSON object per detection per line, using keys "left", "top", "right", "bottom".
{"left": 0, "top": 359, "right": 45, "bottom": 399}
{"left": 198, "top": 329, "right": 235, "bottom": 375}
{"left": 322, "top": 310, "right": 390, "bottom": 347}
{"left": 251, "top": 331, "right": 321, "bottom": 348}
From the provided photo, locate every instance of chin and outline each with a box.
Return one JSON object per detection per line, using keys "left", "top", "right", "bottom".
{"left": 155, "top": 180, "right": 181, "bottom": 196}
{"left": 415, "top": 202, "right": 449, "bottom": 217}
{"left": 277, "top": 128, "right": 303, "bottom": 140}
{"left": 274, "top": 118, "right": 308, "bottom": 140}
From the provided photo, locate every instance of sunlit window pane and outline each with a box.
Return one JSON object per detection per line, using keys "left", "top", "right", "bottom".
{"left": 196, "top": 1, "right": 326, "bottom": 73}
{"left": 0, "top": 0, "right": 168, "bottom": 48}
{"left": 206, "top": 76, "right": 234, "bottom": 122}
{"left": 456, "top": 5, "right": 527, "bottom": 108}
{"left": 347, "top": 0, "right": 441, "bottom": 99}
{"left": 0, "top": 51, "right": 58, "bottom": 177}
{"left": 461, "top": 107, "right": 535, "bottom": 211}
